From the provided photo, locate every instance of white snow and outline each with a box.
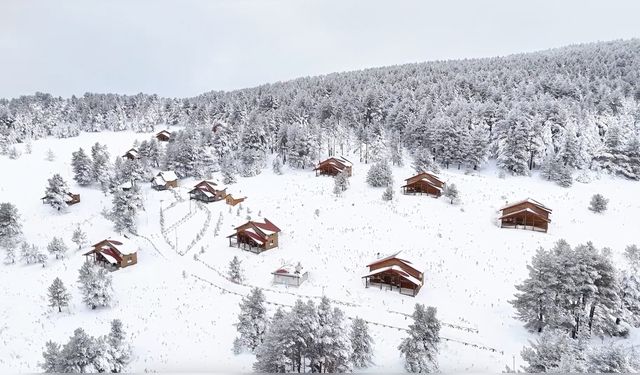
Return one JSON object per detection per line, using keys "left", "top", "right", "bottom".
{"left": 0, "top": 130, "right": 639, "bottom": 372}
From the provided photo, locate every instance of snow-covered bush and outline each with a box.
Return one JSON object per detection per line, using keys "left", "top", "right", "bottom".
{"left": 366, "top": 160, "right": 393, "bottom": 187}
{"left": 589, "top": 194, "right": 608, "bottom": 213}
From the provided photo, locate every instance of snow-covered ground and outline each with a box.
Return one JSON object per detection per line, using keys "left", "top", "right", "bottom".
{"left": 1, "top": 130, "right": 639, "bottom": 372}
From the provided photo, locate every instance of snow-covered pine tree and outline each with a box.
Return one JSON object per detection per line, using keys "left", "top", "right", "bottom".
{"left": 520, "top": 329, "right": 581, "bottom": 373}
{"left": 228, "top": 256, "right": 244, "bottom": 284}
{"left": 236, "top": 287, "right": 268, "bottom": 351}
{"left": 239, "top": 120, "right": 268, "bottom": 177}
{"left": 497, "top": 110, "right": 531, "bottom": 176}
{"left": 111, "top": 183, "right": 143, "bottom": 233}
{"left": 0, "top": 202, "right": 22, "bottom": 249}
{"left": 411, "top": 146, "right": 439, "bottom": 174}
{"left": 221, "top": 154, "right": 238, "bottom": 184}
{"left": 104, "top": 319, "right": 132, "bottom": 373}
{"left": 71, "top": 147, "right": 94, "bottom": 186}
{"left": 554, "top": 161, "right": 573, "bottom": 187}
{"left": 72, "top": 226, "right": 87, "bottom": 250}
{"left": 40, "top": 341, "right": 62, "bottom": 373}
{"left": 398, "top": 304, "right": 441, "bottom": 373}
{"left": 589, "top": 194, "right": 608, "bottom": 213}
{"left": 444, "top": 183, "right": 459, "bottom": 204}
{"left": 366, "top": 160, "right": 393, "bottom": 187}
{"left": 586, "top": 344, "right": 639, "bottom": 373}
{"left": 253, "top": 307, "right": 291, "bottom": 372}
{"left": 57, "top": 328, "right": 97, "bottom": 373}
{"left": 44, "top": 174, "right": 70, "bottom": 211}
{"left": 334, "top": 170, "right": 349, "bottom": 193}
{"left": 8, "top": 146, "right": 20, "bottom": 159}
{"left": 78, "top": 261, "right": 113, "bottom": 310}
{"left": 624, "top": 245, "right": 640, "bottom": 271}
{"left": 47, "top": 237, "right": 68, "bottom": 260}
{"left": 3, "top": 244, "right": 16, "bottom": 264}
{"left": 466, "top": 126, "right": 489, "bottom": 170}
{"left": 382, "top": 185, "right": 394, "bottom": 201}
{"left": 313, "top": 297, "right": 351, "bottom": 373}
{"left": 272, "top": 156, "right": 283, "bottom": 175}
{"left": 349, "top": 317, "right": 374, "bottom": 368}
{"left": 35, "top": 245, "right": 48, "bottom": 267}
{"left": 48, "top": 277, "right": 71, "bottom": 312}
{"left": 91, "top": 142, "right": 112, "bottom": 192}
{"left": 389, "top": 131, "right": 404, "bottom": 167}
{"left": 46, "top": 149, "right": 56, "bottom": 162}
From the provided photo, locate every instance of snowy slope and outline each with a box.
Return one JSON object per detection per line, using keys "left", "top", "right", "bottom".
{"left": 0, "top": 131, "right": 639, "bottom": 372}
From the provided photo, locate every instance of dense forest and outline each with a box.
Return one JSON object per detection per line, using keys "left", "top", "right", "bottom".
{"left": 1, "top": 39, "right": 639, "bottom": 180}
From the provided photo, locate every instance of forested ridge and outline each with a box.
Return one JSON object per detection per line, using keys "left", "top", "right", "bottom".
{"left": 1, "top": 39, "right": 640, "bottom": 180}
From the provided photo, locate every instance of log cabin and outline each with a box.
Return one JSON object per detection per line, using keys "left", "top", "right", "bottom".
{"left": 499, "top": 198, "right": 552, "bottom": 232}
{"left": 83, "top": 238, "right": 138, "bottom": 269}
{"left": 188, "top": 180, "right": 227, "bottom": 202}
{"left": 122, "top": 148, "right": 139, "bottom": 160}
{"left": 155, "top": 130, "right": 171, "bottom": 142}
{"left": 362, "top": 251, "right": 423, "bottom": 296}
{"left": 313, "top": 156, "right": 353, "bottom": 177}
{"left": 272, "top": 262, "right": 308, "bottom": 287}
{"left": 227, "top": 218, "right": 281, "bottom": 253}
{"left": 225, "top": 194, "right": 246, "bottom": 207}
{"left": 401, "top": 171, "right": 444, "bottom": 197}
{"left": 151, "top": 171, "right": 178, "bottom": 190}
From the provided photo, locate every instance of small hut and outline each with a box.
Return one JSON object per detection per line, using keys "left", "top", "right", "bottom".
{"left": 151, "top": 171, "right": 178, "bottom": 190}
{"left": 272, "top": 263, "right": 308, "bottom": 287}
{"left": 83, "top": 238, "right": 138, "bottom": 269}
{"left": 362, "top": 251, "right": 423, "bottom": 296}
{"left": 123, "top": 148, "right": 139, "bottom": 160}
{"left": 313, "top": 156, "right": 353, "bottom": 177}
{"left": 188, "top": 180, "right": 227, "bottom": 203}
{"left": 499, "top": 198, "right": 552, "bottom": 232}
{"left": 225, "top": 194, "right": 246, "bottom": 207}
{"left": 401, "top": 172, "right": 444, "bottom": 197}
{"left": 155, "top": 130, "right": 171, "bottom": 142}
{"left": 41, "top": 192, "right": 81, "bottom": 207}
{"left": 227, "top": 218, "right": 281, "bottom": 253}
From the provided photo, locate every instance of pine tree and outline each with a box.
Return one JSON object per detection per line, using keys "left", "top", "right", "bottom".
{"left": 349, "top": 317, "right": 374, "bottom": 368}
{"left": 411, "top": 147, "right": 439, "bottom": 174}
{"left": 72, "top": 226, "right": 87, "bottom": 250}
{"left": 444, "top": 183, "right": 459, "bottom": 204}
{"left": 624, "top": 245, "right": 640, "bottom": 271}
{"left": 521, "top": 329, "right": 581, "bottom": 373}
{"left": 466, "top": 126, "right": 488, "bottom": 170}
{"left": 589, "top": 194, "right": 608, "bottom": 213}
{"left": 44, "top": 174, "right": 70, "bottom": 211}
{"left": 78, "top": 261, "right": 114, "bottom": 310}
{"left": 228, "top": 256, "right": 244, "bottom": 284}
{"left": 272, "top": 156, "right": 283, "bottom": 175}
{"left": 0, "top": 202, "right": 22, "bottom": 249}
{"left": 48, "top": 277, "right": 71, "bottom": 312}
{"left": 366, "top": 160, "right": 393, "bottom": 187}
{"left": 46, "top": 149, "right": 56, "bottom": 162}
{"left": 40, "top": 341, "right": 62, "bottom": 373}
{"left": 382, "top": 185, "right": 394, "bottom": 201}
{"left": 71, "top": 147, "right": 94, "bottom": 186}
{"left": 3, "top": 244, "right": 15, "bottom": 264}
{"left": 398, "top": 304, "right": 441, "bottom": 373}
{"left": 334, "top": 170, "right": 349, "bottom": 193}
{"left": 47, "top": 237, "right": 68, "bottom": 260}
{"left": 58, "top": 328, "right": 97, "bottom": 373}
{"left": 91, "top": 142, "right": 111, "bottom": 192}
{"left": 35, "top": 245, "right": 48, "bottom": 267}
{"left": 8, "top": 146, "right": 20, "bottom": 159}
{"left": 313, "top": 297, "right": 351, "bottom": 373}
{"left": 253, "top": 308, "right": 291, "bottom": 372}
{"left": 586, "top": 344, "right": 638, "bottom": 373}
{"left": 104, "top": 319, "right": 132, "bottom": 373}
{"left": 236, "top": 287, "right": 268, "bottom": 351}
{"left": 111, "top": 183, "right": 143, "bottom": 233}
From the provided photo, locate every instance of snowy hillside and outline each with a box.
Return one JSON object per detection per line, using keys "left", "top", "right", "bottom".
{"left": 1, "top": 130, "right": 638, "bottom": 372}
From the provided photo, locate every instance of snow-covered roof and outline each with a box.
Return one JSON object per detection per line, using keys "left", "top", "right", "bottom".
{"left": 153, "top": 176, "right": 165, "bottom": 186}
{"left": 124, "top": 148, "right": 139, "bottom": 157}
{"left": 157, "top": 130, "right": 171, "bottom": 136}
{"left": 362, "top": 265, "right": 423, "bottom": 287}
{"left": 119, "top": 181, "right": 133, "bottom": 190}
{"left": 500, "top": 198, "right": 552, "bottom": 212}
{"left": 104, "top": 238, "right": 138, "bottom": 255}
{"left": 499, "top": 208, "right": 551, "bottom": 222}
{"left": 334, "top": 156, "right": 353, "bottom": 167}
{"left": 159, "top": 171, "right": 178, "bottom": 181}
{"left": 100, "top": 251, "right": 119, "bottom": 265}
{"left": 243, "top": 228, "right": 265, "bottom": 245}
{"left": 272, "top": 263, "right": 306, "bottom": 277}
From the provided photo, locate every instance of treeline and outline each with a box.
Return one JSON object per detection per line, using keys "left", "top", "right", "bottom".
{"left": 2, "top": 40, "right": 640, "bottom": 179}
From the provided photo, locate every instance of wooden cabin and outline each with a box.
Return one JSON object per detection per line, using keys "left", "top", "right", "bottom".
{"left": 499, "top": 198, "right": 552, "bottom": 232}
{"left": 227, "top": 218, "right": 281, "bottom": 253}
{"left": 313, "top": 156, "right": 353, "bottom": 177}
{"left": 272, "top": 263, "right": 308, "bottom": 287}
{"left": 225, "top": 194, "right": 246, "bottom": 207}
{"left": 151, "top": 171, "right": 178, "bottom": 190}
{"left": 362, "top": 251, "right": 423, "bottom": 296}
{"left": 188, "top": 180, "right": 227, "bottom": 203}
{"left": 401, "top": 172, "right": 444, "bottom": 197}
{"left": 41, "top": 192, "right": 80, "bottom": 207}
{"left": 123, "top": 148, "right": 139, "bottom": 160}
{"left": 155, "top": 130, "right": 171, "bottom": 142}
{"left": 83, "top": 238, "right": 138, "bottom": 269}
